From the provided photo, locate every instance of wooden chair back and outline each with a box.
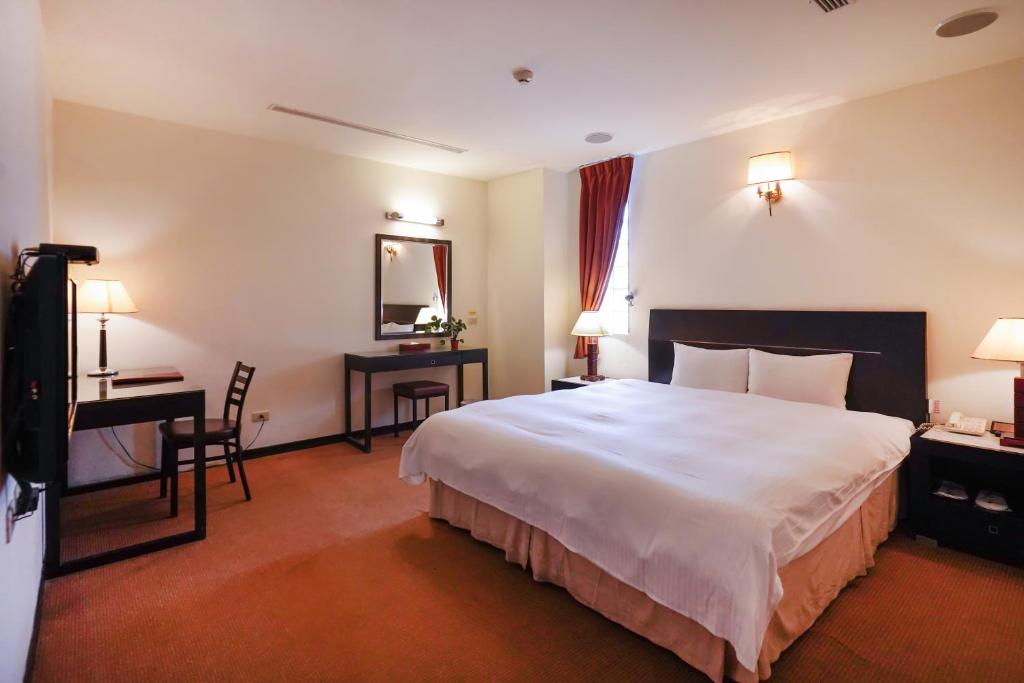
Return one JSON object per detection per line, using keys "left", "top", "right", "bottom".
{"left": 223, "top": 361, "right": 256, "bottom": 438}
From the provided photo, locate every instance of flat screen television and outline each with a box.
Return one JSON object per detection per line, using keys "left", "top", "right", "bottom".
{"left": 2, "top": 251, "right": 76, "bottom": 484}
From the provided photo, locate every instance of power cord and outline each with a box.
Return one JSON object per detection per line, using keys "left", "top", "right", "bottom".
{"left": 109, "top": 427, "right": 160, "bottom": 472}
{"left": 244, "top": 421, "right": 265, "bottom": 450}
{"left": 106, "top": 421, "right": 263, "bottom": 472}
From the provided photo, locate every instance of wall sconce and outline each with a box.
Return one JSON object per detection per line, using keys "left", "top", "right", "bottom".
{"left": 747, "top": 151, "right": 794, "bottom": 216}
{"left": 383, "top": 242, "right": 399, "bottom": 261}
{"left": 385, "top": 210, "right": 445, "bottom": 227}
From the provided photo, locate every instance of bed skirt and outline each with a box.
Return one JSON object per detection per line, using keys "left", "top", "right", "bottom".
{"left": 428, "top": 472, "right": 897, "bottom": 683}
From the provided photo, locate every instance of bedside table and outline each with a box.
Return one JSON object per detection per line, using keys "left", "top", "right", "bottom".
{"left": 551, "top": 376, "right": 614, "bottom": 391}
{"left": 909, "top": 427, "right": 1024, "bottom": 566}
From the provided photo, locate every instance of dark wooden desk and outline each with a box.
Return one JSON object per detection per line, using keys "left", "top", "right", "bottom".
{"left": 344, "top": 347, "right": 488, "bottom": 452}
{"left": 45, "top": 375, "right": 206, "bottom": 577}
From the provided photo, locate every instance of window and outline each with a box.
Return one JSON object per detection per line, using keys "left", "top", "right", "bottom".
{"left": 599, "top": 208, "right": 629, "bottom": 334}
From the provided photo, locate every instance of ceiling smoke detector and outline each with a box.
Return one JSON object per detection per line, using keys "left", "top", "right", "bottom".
{"left": 935, "top": 9, "right": 999, "bottom": 38}
{"left": 810, "top": 0, "right": 854, "bottom": 14}
{"left": 512, "top": 68, "right": 534, "bottom": 84}
{"left": 585, "top": 132, "right": 613, "bottom": 144}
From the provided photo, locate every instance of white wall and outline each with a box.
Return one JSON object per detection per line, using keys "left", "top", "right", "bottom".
{"left": 486, "top": 168, "right": 572, "bottom": 397}
{"left": 53, "top": 102, "right": 488, "bottom": 483}
{"left": 486, "top": 170, "right": 546, "bottom": 397}
{"left": 571, "top": 58, "right": 1024, "bottom": 422}
{"left": 542, "top": 169, "right": 571, "bottom": 386}
{"left": 0, "top": 1, "right": 51, "bottom": 680}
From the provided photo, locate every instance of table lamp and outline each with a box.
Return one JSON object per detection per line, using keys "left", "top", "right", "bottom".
{"left": 572, "top": 311, "right": 609, "bottom": 382}
{"left": 77, "top": 279, "right": 138, "bottom": 377}
{"left": 972, "top": 318, "right": 1024, "bottom": 447}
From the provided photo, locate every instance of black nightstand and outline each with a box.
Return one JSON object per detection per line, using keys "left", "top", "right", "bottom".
{"left": 909, "top": 428, "right": 1024, "bottom": 566}
{"left": 551, "top": 376, "right": 613, "bottom": 391}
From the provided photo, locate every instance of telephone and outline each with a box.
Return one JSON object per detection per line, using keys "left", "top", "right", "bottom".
{"left": 945, "top": 412, "right": 989, "bottom": 437}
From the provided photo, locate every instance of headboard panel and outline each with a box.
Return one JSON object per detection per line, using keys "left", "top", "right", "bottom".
{"left": 648, "top": 309, "right": 927, "bottom": 424}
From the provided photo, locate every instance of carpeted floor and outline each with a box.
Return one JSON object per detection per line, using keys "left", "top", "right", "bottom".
{"left": 34, "top": 437, "right": 1024, "bottom": 682}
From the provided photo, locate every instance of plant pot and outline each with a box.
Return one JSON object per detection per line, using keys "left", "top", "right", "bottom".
{"left": 450, "top": 339, "right": 460, "bottom": 350}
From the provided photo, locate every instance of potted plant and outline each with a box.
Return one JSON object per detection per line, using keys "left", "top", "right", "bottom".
{"left": 427, "top": 315, "right": 468, "bottom": 350}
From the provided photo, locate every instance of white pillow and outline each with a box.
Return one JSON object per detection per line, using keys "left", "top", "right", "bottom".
{"left": 670, "top": 343, "right": 749, "bottom": 394}
{"left": 748, "top": 349, "right": 853, "bottom": 408}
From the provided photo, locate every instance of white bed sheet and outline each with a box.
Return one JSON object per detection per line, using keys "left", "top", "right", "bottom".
{"left": 399, "top": 379, "right": 913, "bottom": 670}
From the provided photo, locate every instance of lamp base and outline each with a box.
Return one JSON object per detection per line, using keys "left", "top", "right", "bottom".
{"left": 87, "top": 368, "right": 119, "bottom": 377}
{"left": 1004, "top": 377, "right": 1024, "bottom": 449}
{"left": 582, "top": 340, "right": 603, "bottom": 383}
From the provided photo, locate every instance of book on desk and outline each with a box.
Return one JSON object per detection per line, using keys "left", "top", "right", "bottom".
{"left": 111, "top": 367, "right": 185, "bottom": 386}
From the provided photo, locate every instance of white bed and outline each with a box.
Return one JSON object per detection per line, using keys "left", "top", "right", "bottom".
{"left": 399, "top": 379, "right": 914, "bottom": 673}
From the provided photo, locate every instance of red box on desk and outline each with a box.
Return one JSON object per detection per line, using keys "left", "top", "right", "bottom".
{"left": 399, "top": 342, "right": 431, "bottom": 353}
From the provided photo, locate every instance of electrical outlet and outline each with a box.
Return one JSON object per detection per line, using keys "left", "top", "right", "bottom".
{"left": 252, "top": 410, "right": 271, "bottom": 423}
{"left": 928, "top": 399, "right": 941, "bottom": 416}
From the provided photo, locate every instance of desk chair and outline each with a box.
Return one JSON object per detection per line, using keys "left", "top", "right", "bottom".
{"left": 159, "top": 361, "right": 254, "bottom": 515}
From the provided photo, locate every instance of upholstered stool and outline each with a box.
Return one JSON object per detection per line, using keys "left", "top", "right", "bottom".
{"left": 393, "top": 380, "right": 450, "bottom": 436}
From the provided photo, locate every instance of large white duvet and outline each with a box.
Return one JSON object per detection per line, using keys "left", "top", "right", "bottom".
{"left": 399, "top": 379, "right": 913, "bottom": 671}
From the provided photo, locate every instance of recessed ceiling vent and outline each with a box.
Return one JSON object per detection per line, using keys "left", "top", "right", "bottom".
{"left": 811, "top": 0, "right": 854, "bottom": 13}
{"left": 267, "top": 104, "right": 468, "bottom": 154}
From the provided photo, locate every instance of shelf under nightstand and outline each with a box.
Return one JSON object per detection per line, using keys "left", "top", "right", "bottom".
{"left": 909, "top": 428, "right": 1024, "bottom": 566}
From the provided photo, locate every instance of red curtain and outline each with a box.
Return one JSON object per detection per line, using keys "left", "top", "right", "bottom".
{"left": 575, "top": 156, "right": 633, "bottom": 358}
{"left": 432, "top": 244, "right": 447, "bottom": 311}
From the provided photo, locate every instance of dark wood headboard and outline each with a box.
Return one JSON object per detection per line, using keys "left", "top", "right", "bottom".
{"left": 648, "top": 309, "right": 927, "bottom": 424}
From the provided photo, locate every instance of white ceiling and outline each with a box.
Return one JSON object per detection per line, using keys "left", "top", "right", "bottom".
{"left": 42, "top": 0, "right": 1024, "bottom": 181}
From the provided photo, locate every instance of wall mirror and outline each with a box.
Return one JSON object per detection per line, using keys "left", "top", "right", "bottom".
{"left": 375, "top": 234, "right": 452, "bottom": 340}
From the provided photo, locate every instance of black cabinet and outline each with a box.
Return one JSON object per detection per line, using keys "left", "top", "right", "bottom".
{"left": 909, "top": 431, "right": 1024, "bottom": 566}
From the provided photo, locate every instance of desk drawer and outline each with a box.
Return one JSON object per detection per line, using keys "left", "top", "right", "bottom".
{"left": 363, "top": 352, "right": 462, "bottom": 372}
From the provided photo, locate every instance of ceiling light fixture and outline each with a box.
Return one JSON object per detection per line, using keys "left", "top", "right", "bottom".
{"left": 585, "top": 132, "right": 613, "bottom": 144}
{"left": 268, "top": 104, "right": 468, "bottom": 154}
{"left": 935, "top": 9, "right": 998, "bottom": 38}
{"left": 385, "top": 211, "right": 445, "bottom": 227}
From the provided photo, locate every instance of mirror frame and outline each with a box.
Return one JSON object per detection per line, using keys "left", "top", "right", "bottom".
{"left": 374, "top": 233, "right": 453, "bottom": 341}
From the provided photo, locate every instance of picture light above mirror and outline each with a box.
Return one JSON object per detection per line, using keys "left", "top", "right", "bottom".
{"left": 385, "top": 210, "right": 445, "bottom": 227}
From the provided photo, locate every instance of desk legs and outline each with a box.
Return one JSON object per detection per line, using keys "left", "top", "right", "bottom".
{"left": 192, "top": 395, "right": 206, "bottom": 539}
{"left": 457, "top": 364, "right": 464, "bottom": 407}
{"left": 342, "top": 368, "right": 373, "bottom": 453}
{"left": 344, "top": 364, "right": 352, "bottom": 436}
{"left": 342, "top": 359, "right": 488, "bottom": 452}
{"left": 456, "top": 361, "right": 488, "bottom": 404}
{"left": 45, "top": 392, "right": 207, "bottom": 578}
{"left": 363, "top": 371, "right": 373, "bottom": 453}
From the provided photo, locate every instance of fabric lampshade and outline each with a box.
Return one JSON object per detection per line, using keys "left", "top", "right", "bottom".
{"left": 747, "top": 151, "right": 794, "bottom": 185}
{"left": 571, "top": 311, "right": 609, "bottom": 337}
{"left": 77, "top": 279, "right": 138, "bottom": 314}
{"left": 972, "top": 318, "right": 1024, "bottom": 362}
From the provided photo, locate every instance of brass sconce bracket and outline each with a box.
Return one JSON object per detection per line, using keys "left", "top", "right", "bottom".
{"left": 757, "top": 182, "right": 783, "bottom": 216}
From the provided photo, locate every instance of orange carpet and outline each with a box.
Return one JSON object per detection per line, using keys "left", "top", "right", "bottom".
{"left": 34, "top": 437, "right": 1024, "bottom": 682}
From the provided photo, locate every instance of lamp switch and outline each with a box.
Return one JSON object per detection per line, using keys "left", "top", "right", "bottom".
{"left": 252, "top": 410, "right": 270, "bottom": 423}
